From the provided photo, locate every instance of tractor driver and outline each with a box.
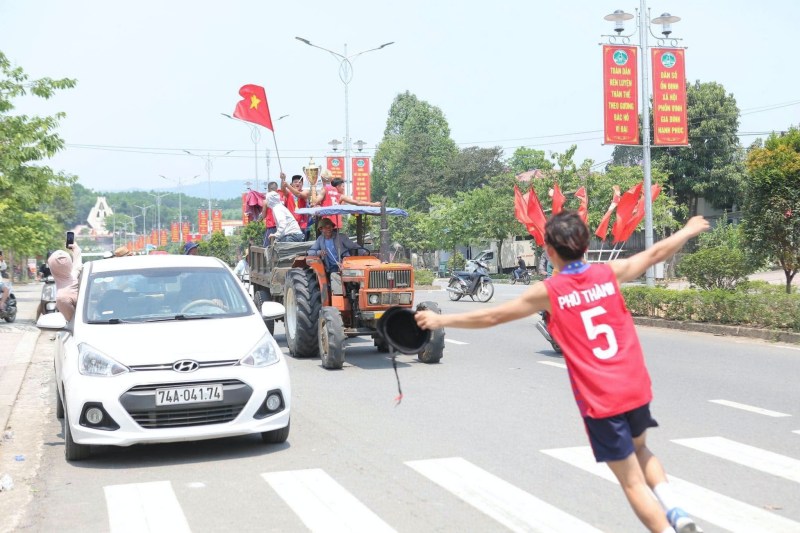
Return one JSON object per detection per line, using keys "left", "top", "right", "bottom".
{"left": 308, "top": 217, "right": 360, "bottom": 295}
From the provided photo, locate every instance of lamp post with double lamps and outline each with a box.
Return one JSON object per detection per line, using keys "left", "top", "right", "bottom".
{"left": 602, "top": 2, "right": 682, "bottom": 286}
{"left": 183, "top": 150, "right": 233, "bottom": 234}
{"left": 295, "top": 37, "right": 394, "bottom": 196}
{"left": 134, "top": 204, "right": 154, "bottom": 248}
{"left": 148, "top": 191, "right": 171, "bottom": 247}
{"left": 160, "top": 174, "right": 199, "bottom": 245}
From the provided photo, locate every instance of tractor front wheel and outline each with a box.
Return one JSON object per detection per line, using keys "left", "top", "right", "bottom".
{"left": 319, "top": 307, "right": 345, "bottom": 369}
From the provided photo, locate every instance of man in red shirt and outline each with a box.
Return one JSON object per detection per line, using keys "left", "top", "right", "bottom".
{"left": 281, "top": 173, "right": 309, "bottom": 238}
{"left": 416, "top": 211, "right": 709, "bottom": 533}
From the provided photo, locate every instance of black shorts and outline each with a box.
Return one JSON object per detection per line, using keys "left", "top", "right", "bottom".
{"left": 583, "top": 403, "right": 659, "bottom": 462}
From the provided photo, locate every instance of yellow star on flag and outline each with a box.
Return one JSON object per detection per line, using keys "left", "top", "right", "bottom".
{"left": 249, "top": 94, "right": 261, "bottom": 109}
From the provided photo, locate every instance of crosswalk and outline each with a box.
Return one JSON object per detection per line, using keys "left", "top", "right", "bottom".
{"left": 100, "top": 433, "right": 800, "bottom": 533}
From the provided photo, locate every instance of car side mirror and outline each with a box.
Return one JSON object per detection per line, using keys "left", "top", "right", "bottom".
{"left": 260, "top": 301, "right": 285, "bottom": 321}
{"left": 37, "top": 312, "right": 67, "bottom": 330}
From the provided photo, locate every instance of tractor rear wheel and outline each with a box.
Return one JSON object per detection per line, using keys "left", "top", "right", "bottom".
{"left": 284, "top": 269, "right": 321, "bottom": 358}
{"left": 416, "top": 301, "right": 444, "bottom": 364}
{"left": 318, "top": 307, "right": 346, "bottom": 370}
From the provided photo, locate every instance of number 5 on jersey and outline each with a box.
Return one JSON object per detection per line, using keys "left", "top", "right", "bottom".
{"left": 580, "top": 306, "right": 619, "bottom": 359}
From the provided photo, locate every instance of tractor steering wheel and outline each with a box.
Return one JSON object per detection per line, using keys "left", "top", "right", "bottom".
{"left": 341, "top": 246, "right": 371, "bottom": 259}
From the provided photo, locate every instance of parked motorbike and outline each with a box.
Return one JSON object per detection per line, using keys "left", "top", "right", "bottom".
{"left": 446, "top": 261, "right": 495, "bottom": 302}
{"left": 510, "top": 269, "right": 531, "bottom": 285}
{"left": 37, "top": 275, "right": 57, "bottom": 319}
{"left": 0, "top": 291, "right": 18, "bottom": 323}
{"left": 535, "top": 311, "right": 562, "bottom": 354}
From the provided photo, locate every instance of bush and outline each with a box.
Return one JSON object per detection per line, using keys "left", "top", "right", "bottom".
{"left": 677, "top": 246, "right": 752, "bottom": 290}
{"left": 414, "top": 269, "right": 434, "bottom": 286}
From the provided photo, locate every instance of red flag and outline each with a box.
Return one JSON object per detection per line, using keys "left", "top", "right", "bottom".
{"left": 594, "top": 185, "right": 621, "bottom": 240}
{"left": 618, "top": 184, "right": 662, "bottom": 242}
{"left": 550, "top": 183, "right": 566, "bottom": 215}
{"left": 514, "top": 185, "right": 546, "bottom": 245}
{"left": 611, "top": 182, "right": 643, "bottom": 243}
{"left": 575, "top": 186, "right": 588, "bottom": 224}
{"left": 233, "top": 84, "right": 274, "bottom": 130}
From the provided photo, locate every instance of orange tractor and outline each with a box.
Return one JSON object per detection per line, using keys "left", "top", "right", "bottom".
{"left": 249, "top": 205, "right": 444, "bottom": 369}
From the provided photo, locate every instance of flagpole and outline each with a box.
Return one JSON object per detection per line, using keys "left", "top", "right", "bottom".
{"left": 271, "top": 130, "right": 283, "bottom": 175}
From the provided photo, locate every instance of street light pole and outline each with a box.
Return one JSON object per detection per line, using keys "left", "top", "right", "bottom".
{"left": 184, "top": 150, "right": 232, "bottom": 234}
{"left": 602, "top": 2, "right": 682, "bottom": 286}
{"left": 295, "top": 37, "right": 394, "bottom": 196}
{"left": 148, "top": 191, "right": 172, "bottom": 247}
{"left": 221, "top": 113, "right": 261, "bottom": 191}
{"left": 134, "top": 204, "right": 154, "bottom": 246}
{"left": 160, "top": 174, "right": 199, "bottom": 245}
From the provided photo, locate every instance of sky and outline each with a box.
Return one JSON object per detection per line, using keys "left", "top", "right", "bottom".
{"left": 2, "top": 0, "right": 799, "bottom": 198}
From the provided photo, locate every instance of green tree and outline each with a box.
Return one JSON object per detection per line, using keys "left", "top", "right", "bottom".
{"left": 507, "top": 147, "right": 554, "bottom": 175}
{"left": 612, "top": 81, "right": 745, "bottom": 217}
{"left": 372, "top": 91, "right": 459, "bottom": 210}
{"left": 440, "top": 146, "right": 505, "bottom": 196}
{"left": 0, "top": 51, "right": 77, "bottom": 258}
{"left": 742, "top": 127, "right": 800, "bottom": 293}
{"left": 198, "top": 231, "right": 234, "bottom": 265}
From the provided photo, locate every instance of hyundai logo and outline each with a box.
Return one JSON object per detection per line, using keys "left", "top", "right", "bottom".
{"left": 172, "top": 360, "right": 200, "bottom": 373}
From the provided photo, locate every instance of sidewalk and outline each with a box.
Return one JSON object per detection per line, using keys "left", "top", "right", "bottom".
{"left": 0, "top": 283, "right": 41, "bottom": 434}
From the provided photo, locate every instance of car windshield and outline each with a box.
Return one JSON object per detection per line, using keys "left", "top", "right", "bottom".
{"left": 84, "top": 267, "right": 251, "bottom": 323}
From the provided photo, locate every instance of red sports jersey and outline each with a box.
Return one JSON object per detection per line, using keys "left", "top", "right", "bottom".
{"left": 543, "top": 263, "right": 652, "bottom": 418}
{"left": 321, "top": 184, "right": 342, "bottom": 228}
{"left": 286, "top": 193, "right": 308, "bottom": 229}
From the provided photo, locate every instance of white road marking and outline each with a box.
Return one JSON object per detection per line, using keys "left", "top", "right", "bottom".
{"left": 794, "top": 430, "right": 800, "bottom": 436}
{"left": 673, "top": 437, "right": 800, "bottom": 484}
{"left": 444, "top": 338, "right": 468, "bottom": 345}
{"left": 542, "top": 446, "right": 800, "bottom": 533}
{"left": 263, "top": 469, "right": 396, "bottom": 533}
{"left": 709, "top": 399, "right": 791, "bottom": 417}
{"left": 105, "top": 481, "right": 191, "bottom": 533}
{"left": 537, "top": 361, "right": 567, "bottom": 369}
{"left": 406, "top": 457, "right": 601, "bottom": 533}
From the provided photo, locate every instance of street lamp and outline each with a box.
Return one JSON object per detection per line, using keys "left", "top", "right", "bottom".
{"left": 221, "top": 113, "right": 262, "bottom": 191}
{"left": 134, "top": 204, "right": 154, "bottom": 245}
{"left": 148, "top": 191, "right": 172, "bottom": 247}
{"left": 295, "top": 37, "right": 394, "bottom": 196}
{"left": 602, "top": 1, "right": 682, "bottom": 286}
{"left": 160, "top": 174, "right": 199, "bottom": 244}
{"left": 184, "top": 150, "right": 233, "bottom": 234}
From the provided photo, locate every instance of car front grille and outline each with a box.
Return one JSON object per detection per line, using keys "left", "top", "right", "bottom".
{"left": 368, "top": 270, "right": 412, "bottom": 289}
{"left": 129, "top": 360, "right": 239, "bottom": 372}
{"left": 121, "top": 379, "right": 252, "bottom": 429}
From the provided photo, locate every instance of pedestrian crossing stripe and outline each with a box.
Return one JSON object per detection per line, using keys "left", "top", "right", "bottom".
{"left": 538, "top": 361, "right": 567, "bottom": 369}
{"left": 105, "top": 480, "right": 190, "bottom": 533}
{"left": 262, "top": 468, "right": 396, "bottom": 533}
{"left": 709, "top": 399, "right": 791, "bottom": 417}
{"left": 406, "top": 457, "right": 601, "bottom": 533}
{"left": 673, "top": 436, "right": 800, "bottom": 484}
{"left": 541, "top": 446, "right": 800, "bottom": 533}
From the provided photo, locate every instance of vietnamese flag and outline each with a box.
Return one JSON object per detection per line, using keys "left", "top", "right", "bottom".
{"left": 233, "top": 84, "right": 274, "bottom": 130}
{"left": 550, "top": 183, "right": 566, "bottom": 215}
{"left": 611, "top": 182, "right": 643, "bottom": 243}
{"left": 595, "top": 185, "right": 621, "bottom": 240}
{"left": 514, "top": 185, "right": 546, "bottom": 245}
{"left": 618, "top": 184, "right": 663, "bottom": 243}
{"left": 575, "top": 186, "right": 588, "bottom": 224}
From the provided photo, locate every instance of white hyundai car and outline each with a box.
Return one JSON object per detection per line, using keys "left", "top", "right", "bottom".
{"left": 37, "top": 254, "right": 290, "bottom": 461}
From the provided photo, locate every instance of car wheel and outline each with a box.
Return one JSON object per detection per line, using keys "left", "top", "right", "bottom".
{"left": 416, "top": 301, "right": 444, "bottom": 364}
{"left": 254, "top": 288, "right": 274, "bottom": 336}
{"left": 284, "top": 269, "right": 321, "bottom": 358}
{"left": 476, "top": 280, "right": 495, "bottom": 302}
{"left": 63, "top": 403, "right": 90, "bottom": 461}
{"left": 447, "top": 280, "right": 462, "bottom": 301}
{"left": 261, "top": 421, "right": 290, "bottom": 444}
{"left": 318, "top": 307, "right": 345, "bottom": 370}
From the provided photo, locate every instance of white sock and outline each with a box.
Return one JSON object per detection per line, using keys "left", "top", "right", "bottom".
{"left": 653, "top": 481, "right": 680, "bottom": 512}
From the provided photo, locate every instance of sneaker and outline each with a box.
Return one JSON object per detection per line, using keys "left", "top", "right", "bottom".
{"left": 667, "top": 507, "right": 703, "bottom": 533}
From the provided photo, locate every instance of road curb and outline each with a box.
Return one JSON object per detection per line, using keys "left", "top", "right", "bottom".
{"left": 632, "top": 317, "right": 800, "bottom": 344}
{"left": 0, "top": 328, "right": 40, "bottom": 433}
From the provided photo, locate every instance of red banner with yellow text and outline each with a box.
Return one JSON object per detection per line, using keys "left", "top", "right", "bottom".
{"left": 651, "top": 48, "right": 688, "bottom": 146}
{"left": 198, "top": 209, "right": 209, "bottom": 235}
{"left": 160, "top": 229, "right": 168, "bottom": 247}
{"left": 351, "top": 157, "right": 371, "bottom": 202}
{"left": 602, "top": 45, "right": 639, "bottom": 145}
{"left": 171, "top": 221, "right": 179, "bottom": 243}
{"left": 182, "top": 221, "right": 190, "bottom": 241}
{"left": 212, "top": 209, "right": 223, "bottom": 233}
{"left": 326, "top": 156, "right": 345, "bottom": 180}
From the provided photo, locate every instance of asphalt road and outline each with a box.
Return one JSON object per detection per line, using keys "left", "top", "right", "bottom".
{"left": 2, "top": 283, "right": 799, "bottom": 532}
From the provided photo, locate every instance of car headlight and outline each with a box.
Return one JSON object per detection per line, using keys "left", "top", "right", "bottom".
{"left": 239, "top": 333, "right": 280, "bottom": 367}
{"left": 341, "top": 269, "right": 363, "bottom": 277}
{"left": 78, "top": 343, "right": 129, "bottom": 377}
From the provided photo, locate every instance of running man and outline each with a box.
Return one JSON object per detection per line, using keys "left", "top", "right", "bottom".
{"left": 416, "top": 211, "right": 710, "bottom": 533}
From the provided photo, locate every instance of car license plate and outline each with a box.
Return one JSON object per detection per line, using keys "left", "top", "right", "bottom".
{"left": 155, "top": 384, "right": 224, "bottom": 406}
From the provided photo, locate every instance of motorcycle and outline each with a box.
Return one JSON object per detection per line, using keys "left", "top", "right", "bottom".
{"left": 0, "top": 291, "right": 18, "bottom": 323}
{"left": 535, "top": 311, "right": 562, "bottom": 354}
{"left": 446, "top": 261, "right": 495, "bottom": 302}
{"left": 37, "top": 275, "right": 57, "bottom": 319}
{"left": 509, "top": 269, "right": 531, "bottom": 285}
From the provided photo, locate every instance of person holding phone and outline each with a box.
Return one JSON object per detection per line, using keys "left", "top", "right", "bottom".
{"left": 47, "top": 237, "right": 83, "bottom": 321}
